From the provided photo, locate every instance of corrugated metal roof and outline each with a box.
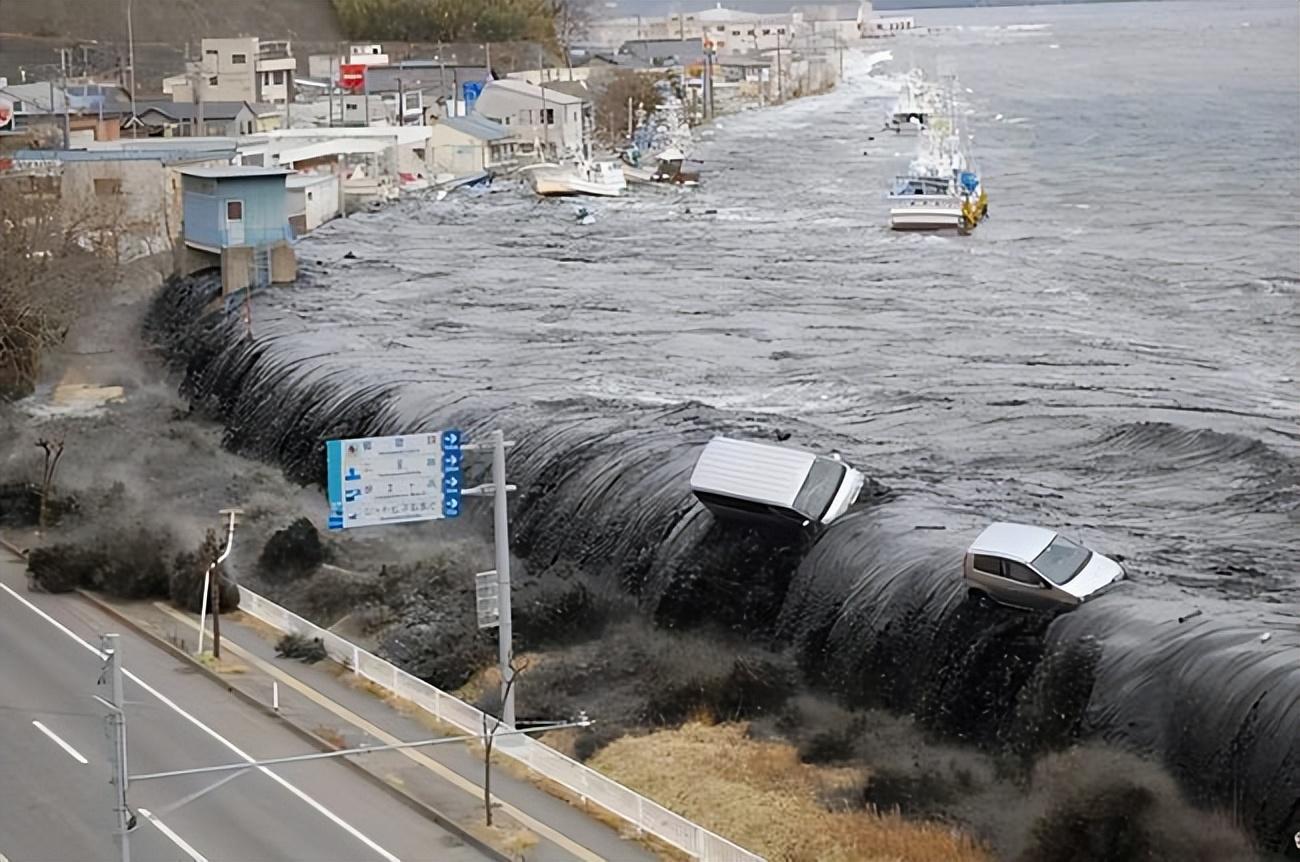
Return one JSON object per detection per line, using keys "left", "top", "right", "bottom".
{"left": 689, "top": 437, "right": 816, "bottom": 507}
{"left": 439, "top": 115, "right": 511, "bottom": 141}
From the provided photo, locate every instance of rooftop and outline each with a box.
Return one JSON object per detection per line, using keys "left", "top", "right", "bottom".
{"left": 180, "top": 165, "right": 290, "bottom": 179}
{"left": 438, "top": 114, "right": 511, "bottom": 142}
{"left": 483, "top": 78, "right": 584, "bottom": 105}
{"left": 968, "top": 522, "right": 1058, "bottom": 563}
{"left": 136, "top": 100, "right": 259, "bottom": 121}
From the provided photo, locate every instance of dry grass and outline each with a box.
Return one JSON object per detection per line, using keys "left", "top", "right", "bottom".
{"left": 589, "top": 723, "right": 992, "bottom": 862}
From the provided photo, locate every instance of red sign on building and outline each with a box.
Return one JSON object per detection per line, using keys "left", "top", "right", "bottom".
{"left": 339, "top": 64, "right": 367, "bottom": 93}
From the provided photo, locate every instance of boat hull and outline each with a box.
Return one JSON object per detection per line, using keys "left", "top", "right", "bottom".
{"left": 529, "top": 165, "right": 626, "bottom": 198}
{"left": 889, "top": 191, "right": 988, "bottom": 233}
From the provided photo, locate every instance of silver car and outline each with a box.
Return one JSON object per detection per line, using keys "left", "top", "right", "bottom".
{"left": 963, "top": 522, "right": 1125, "bottom": 611}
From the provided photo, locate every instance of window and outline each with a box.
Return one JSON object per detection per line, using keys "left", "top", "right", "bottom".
{"left": 205, "top": 49, "right": 218, "bottom": 56}
{"left": 1005, "top": 562, "right": 1041, "bottom": 586}
{"left": 762, "top": 28, "right": 771, "bottom": 35}
{"left": 1033, "top": 537, "right": 1092, "bottom": 585}
{"left": 273, "top": 70, "right": 285, "bottom": 84}
{"left": 226, "top": 200, "right": 243, "bottom": 220}
{"left": 731, "top": 29, "right": 740, "bottom": 36}
{"left": 307, "top": 191, "right": 314, "bottom": 201}
{"left": 209, "top": 76, "right": 218, "bottom": 86}
{"left": 972, "top": 555, "right": 1003, "bottom": 576}
{"left": 543, "top": 108, "right": 555, "bottom": 124}
{"left": 715, "top": 25, "right": 725, "bottom": 31}
{"left": 231, "top": 53, "right": 247, "bottom": 64}
{"left": 792, "top": 459, "right": 846, "bottom": 521}
{"left": 778, "top": 27, "right": 786, "bottom": 34}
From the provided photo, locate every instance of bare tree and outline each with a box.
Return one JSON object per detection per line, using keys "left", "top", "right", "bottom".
{"left": 481, "top": 656, "right": 530, "bottom": 827}
{"left": 0, "top": 175, "right": 123, "bottom": 400}
{"left": 35, "top": 437, "right": 66, "bottom": 532}
{"left": 548, "top": 0, "right": 592, "bottom": 74}
{"left": 591, "top": 70, "right": 665, "bottom": 146}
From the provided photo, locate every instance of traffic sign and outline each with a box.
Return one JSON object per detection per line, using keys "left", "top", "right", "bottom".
{"left": 325, "top": 430, "right": 462, "bottom": 530}
{"left": 475, "top": 570, "right": 500, "bottom": 629}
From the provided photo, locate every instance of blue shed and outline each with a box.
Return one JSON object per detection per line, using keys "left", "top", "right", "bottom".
{"left": 181, "top": 166, "right": 292, "bottom": 252}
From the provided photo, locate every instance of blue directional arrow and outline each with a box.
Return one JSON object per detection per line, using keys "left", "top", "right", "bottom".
{"left": 443, "top": 471, "right": 461, "bottom": 493}
{"left": 441, "top": 429, "right": 462, "bottom": 451}
{"left": 442, "top": 452, "right": 462, "bottom": 471}
{"left": 442, "top": 495, "right": 461, "bottom": 518}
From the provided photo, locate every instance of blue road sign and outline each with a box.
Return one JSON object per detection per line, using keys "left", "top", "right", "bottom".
{"left": 325, "top": 429, "right": 463, "bottom": 530}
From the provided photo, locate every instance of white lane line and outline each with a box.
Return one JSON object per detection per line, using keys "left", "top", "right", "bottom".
{"left": 138, "top": 808, "right": 210, "bottom": 862}
{"left": 0, "top": 582, "right": 402, "bottom": 862}
{"left": 32, "top": 719, "right": 89, "bottom": 764}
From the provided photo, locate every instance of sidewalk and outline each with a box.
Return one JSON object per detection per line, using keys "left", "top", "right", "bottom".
{"left": 92, "top": 591, "right": 662, "bottom": 862}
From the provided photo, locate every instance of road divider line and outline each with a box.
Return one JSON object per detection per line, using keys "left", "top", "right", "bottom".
{"left": 0, "top": 582, "right": 402, "bottom": 862}
{"left": 32, "top": 719, "right": 89, "bottom": 764}
{"left": 156, "top": 604, "right": 604, "bottom": 862}
{"left": 138, "top": 808, "right": 209, "bottom": 862}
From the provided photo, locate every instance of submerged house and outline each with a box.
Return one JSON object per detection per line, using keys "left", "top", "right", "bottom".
{"left": 179, "top": 165, "right": 296, "bottom": 293}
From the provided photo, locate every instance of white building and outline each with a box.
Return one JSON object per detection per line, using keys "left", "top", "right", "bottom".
{"left": 427, "top": 115, "right": 516, "bottom": 178}
{"left": 165, "top": 38, "right": 297, "bottom": 106}
{"left": 473, "top": 79, "right": 585, "bottom": 159}
{"left": 286, "top": 172, "right": 341, "bottom": 232}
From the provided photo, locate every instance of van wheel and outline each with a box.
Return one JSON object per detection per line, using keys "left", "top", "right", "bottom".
{"left": 967, "top": 588, "right": 989, "bottom": 607}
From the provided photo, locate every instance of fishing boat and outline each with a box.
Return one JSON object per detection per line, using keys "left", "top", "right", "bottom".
{"left": 526, "top": 159, "right": 627, "bottom": 197}
{"left": 884, "top": 70, "right": 935, "bottom": 134}
{"left": 887, "top": 80, "right": 988, "bottom": 234}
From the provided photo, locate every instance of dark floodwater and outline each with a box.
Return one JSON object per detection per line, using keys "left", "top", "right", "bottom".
{"left": 159, "top": 0, "right": 1300, "bottom": 849}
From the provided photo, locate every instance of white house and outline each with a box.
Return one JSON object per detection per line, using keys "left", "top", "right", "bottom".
{"left": 286, "top": 172, "right": 341, "bottom": 232}
{"left": 473, "top": 79, "right": 585, "bottom": 160}
{"left": 166, "top": 38, "right": 298, "bottom": 106}
{"left": 428, "top": 114, "right": 515, "bottom": 178}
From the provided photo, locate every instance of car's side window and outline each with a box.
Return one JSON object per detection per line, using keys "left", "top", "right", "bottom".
{"left": 972, "top": 554, "right": 1003, "bottom": 576}
{"left": 1005, "top": 561, "right": 1041, "bottom": 586}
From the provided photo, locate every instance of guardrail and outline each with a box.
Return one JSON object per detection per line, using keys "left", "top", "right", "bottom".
{"left": 237, "top": 587, "right": 765, "bottom": 862}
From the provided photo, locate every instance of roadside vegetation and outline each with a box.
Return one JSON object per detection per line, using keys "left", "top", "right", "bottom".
{"left": 591, "top": 71, "right": 665, "bottom": 147}
{"left": 332, "top": 0, "right": 566, "bottom": 44}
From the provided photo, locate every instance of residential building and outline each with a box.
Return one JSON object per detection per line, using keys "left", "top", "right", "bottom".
{"left": 619, "top": 39, "right": 707, "bottom": 67}
{"left": 180, "top": 165, "right": 296, "bottom": 292}
{"left": 134, "top": 101, "right": 275, "bottom": 137}
{"left": 285, "top": 173, "right": 341, "bottom": 233}
{"left": 168, "top": 38, "right": 298, "bottom": 106}
{"left": 428, "top": 115, "right": 515, "bottom": 178}
{"left": 0, "top": 82, "right": 131, "bottom": 143}
{"left": 473, "top": 79, "right": 585, "bottom": 159}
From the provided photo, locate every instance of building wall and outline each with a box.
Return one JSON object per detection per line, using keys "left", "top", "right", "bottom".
{"left": 182, "top": 174, "right": 288, "bottom": 249}
{"left": 428, "top": 125, "right": 486, "bottom": 177}
{"left": 200, "top": 38, "right": 259, "bottom": 103}
{"left": 474, "top": 86, "right": 583, "bottom": 157}
{"left": 287, "top": 176, "right": 340, "bottom": 231}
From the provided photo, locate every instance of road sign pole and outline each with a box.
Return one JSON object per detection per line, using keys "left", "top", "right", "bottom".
{"left": 491, "top": 429, "right": 515, "bottom": 728}
{"left": 103, "top": 633, "right": 131, "bottom": 862}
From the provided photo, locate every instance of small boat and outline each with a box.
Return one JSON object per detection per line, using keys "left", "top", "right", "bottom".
{"left": 527, "top": 159, "right": 627, "bottom": 197}
{"left": 651, "top": 147, "right": 701, "bottom": 185}
{"left": 884, "top": 71, "right": 934, "bottom": 134}
{"left": 887, "top": 172, "right": 987, "bottom": 233}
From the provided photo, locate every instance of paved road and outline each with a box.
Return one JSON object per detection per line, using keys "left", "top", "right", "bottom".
{"left": 0, "top": 556, "right": 494, "bottom": 862}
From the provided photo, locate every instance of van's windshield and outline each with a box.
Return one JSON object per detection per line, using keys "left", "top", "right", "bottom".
{"left": 1032, "top": 536, "right": 1092, "bottom": 585}
{"left": 792, "top": 458, "right": 846, "bottom": 521}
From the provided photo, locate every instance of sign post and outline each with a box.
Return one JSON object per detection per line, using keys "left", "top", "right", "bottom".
{"left": 325, "top": 428, "right": 516, "bottom": 726}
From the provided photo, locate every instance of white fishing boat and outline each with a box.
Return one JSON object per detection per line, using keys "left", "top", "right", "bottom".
{"left": 884, "top": 71, "right": 935, "bottom": 134}
{"left": 887, "top": 84, "right": 988, "bottom": 233}
{"left": 526, "top": 159, "right": 627, "bottom": 197}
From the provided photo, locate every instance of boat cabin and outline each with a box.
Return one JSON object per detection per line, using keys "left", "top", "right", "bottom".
{"left": 891, "top": 175, "right": 954, "bottom": 197}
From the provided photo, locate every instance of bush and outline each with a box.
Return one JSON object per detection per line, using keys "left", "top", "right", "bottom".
{"left": 26, "top": 526, "right": 173, "bottom": 599}
{"left": 276, "top": 633, "right": 327, "bottom": 663}
{"left": 1014, "top": 747, "right": 1254, "bottom": 862}
{"left": 258, "top": 517, "right": 326, "bottom": 580}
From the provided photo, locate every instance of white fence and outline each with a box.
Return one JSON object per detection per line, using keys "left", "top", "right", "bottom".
{"left": 238, "top": 587, "right": 766, "bottom": 862}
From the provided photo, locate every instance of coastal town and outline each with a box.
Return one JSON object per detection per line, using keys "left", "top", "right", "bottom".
{"left": 0, "top": 0, "right": 918, "bottom": 288}
{"left": 2, "top": 0, "right": 1296, "bottom": 860}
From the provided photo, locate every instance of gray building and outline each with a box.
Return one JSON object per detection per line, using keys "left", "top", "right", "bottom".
{"left": 134, "top": 101, "right": 273, "bottom": 137}
{"left": 473, "top": 79, "right": 585, "bottom": 159}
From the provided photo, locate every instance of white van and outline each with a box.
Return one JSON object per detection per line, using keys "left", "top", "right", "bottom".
{"left": 689, "top": 436, "right": 866, "bottom": 527}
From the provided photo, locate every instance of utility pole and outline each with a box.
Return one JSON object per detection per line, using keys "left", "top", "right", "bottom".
{"left": 197, "top": 508, "right": 241, "bottom": 658}
{"left": 124, "top": 0, "right": 138, "bottom": 134}
{"left": 101, "top": 633, "right": 132, "bottom": 862}
{"left": 397, "top": 77, "right": 404, "bottom": 126}
{"left": 489, "top": 430, "right": 515, "bottom": 727}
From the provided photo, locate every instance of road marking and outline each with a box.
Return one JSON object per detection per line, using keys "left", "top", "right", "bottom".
{"left": 157, "top": 604, "right": 606, "bottom": 862}
{"left": 0, "top": 582, "right": 402, "bottom": 862}
{"left": 138, "top": 808, "right": 210, "bottom": 862}
{"left": 32, "top": 720, "right": 89, "bottom": 764}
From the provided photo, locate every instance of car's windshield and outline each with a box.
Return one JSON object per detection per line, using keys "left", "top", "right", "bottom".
{"left": 1032, "top": 536, "right": 1092, "bottom": 585}
{"left": 792, "top": 458, "right": 846, "bottom": 521}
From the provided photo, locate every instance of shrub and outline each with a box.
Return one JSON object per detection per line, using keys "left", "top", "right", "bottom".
{"left": 170, "top": 530, "right": 240, "bottom": 613}
{"left": 257, "top": 517, "right": 326, "bottom": 580}
{"left": 276, "top": 633, "right": 327, "bottom": 663}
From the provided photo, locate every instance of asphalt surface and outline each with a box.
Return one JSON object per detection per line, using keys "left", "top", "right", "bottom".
{"left": 0, "top": 556, "right": 494, "bottom": 862}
